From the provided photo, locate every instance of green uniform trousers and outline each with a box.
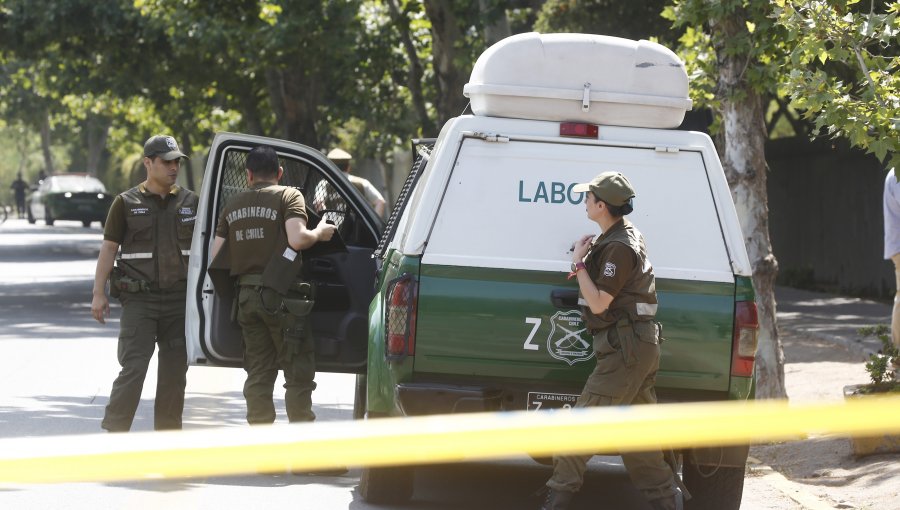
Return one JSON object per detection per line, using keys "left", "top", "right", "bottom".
{"left": 547, "top": 321, "right": 675, "bottom": 503}
{"left": 237, "top": 286, "right": 317, "bottom": 424}
{"left": 102, "top": 291, "right": 188, "bottom": 432}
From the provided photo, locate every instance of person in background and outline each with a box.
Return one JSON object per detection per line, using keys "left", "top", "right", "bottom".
{"left": 91, "top": 135, "right": 197, "bottom": 432}
{"left": 314, "top": 148, "right": 386, "bottom": 218}
{"left": 10, "top": 172, "right": 28, "bottom": 218}
{"left": 884, "top": 167, "right": 900, "bottom": 354}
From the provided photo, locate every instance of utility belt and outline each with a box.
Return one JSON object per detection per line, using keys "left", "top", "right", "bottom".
{"left": 236, "top": 273, "right": 315, "bottom": 317}
{"left": 238, "top": 274, "right": 315, "bottom": 299}
{"left": 110, "top": 267, "right": 185, "bottom": 297}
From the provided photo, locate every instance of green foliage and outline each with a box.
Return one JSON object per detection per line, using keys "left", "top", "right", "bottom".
{"left": 859, "top": 326, "right": 898, "bottom": 387}
{"left": 773, "top": 0, "right": 900, "bottom": 171}
{"left": 858, "top": 324, "right": 891, "bottom": 336}
{"left": 535, "top": 0, "right": 675, "bottom": 42}
{"left": 663, "top": 0, "right": 787, "bottom": 112}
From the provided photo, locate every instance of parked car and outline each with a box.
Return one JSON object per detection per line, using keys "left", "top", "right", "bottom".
{"left": 27, "top": 173, "right": 113, "bottom": 227}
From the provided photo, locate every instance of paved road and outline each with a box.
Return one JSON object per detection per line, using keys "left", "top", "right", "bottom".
{"left": 0, "top": 218, "right": 668, "bottom": 510}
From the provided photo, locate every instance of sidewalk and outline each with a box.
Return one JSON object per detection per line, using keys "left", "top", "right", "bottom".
{"left": 741, "top": 286, "right": 898, "bottom": 510}
{"left": 775, "top": 285, "right": 892, "bottom": 358}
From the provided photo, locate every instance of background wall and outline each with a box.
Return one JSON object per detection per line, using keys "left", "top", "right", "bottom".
{"left": 767, "top": 138, "right": 894, "bottom": 299}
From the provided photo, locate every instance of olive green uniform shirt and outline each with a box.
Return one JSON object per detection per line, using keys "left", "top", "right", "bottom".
{"left": 215, "top": 182, "right": 307, "bottom": 276}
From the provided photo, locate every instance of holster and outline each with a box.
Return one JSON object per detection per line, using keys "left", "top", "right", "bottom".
{"left": 279, "top": 285, "right": 315, "bottom": 359}
{"left": 110, "top": 266, "right": 150, "bottom": 295}
{"left": 109, "top": 266, "right": 123, "bottom": 299}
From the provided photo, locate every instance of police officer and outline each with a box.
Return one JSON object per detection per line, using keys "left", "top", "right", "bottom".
{"left": 210, "top": 145, "right": 336, "bottom": 425}
{"left": 91, "top": 135, "right": 197, "bottom": 432}
{"left": 313, "top": 148, "right": 386, "bottom": 218}
{"left": 539, "top": 172, "right": 676, "bottom": 510}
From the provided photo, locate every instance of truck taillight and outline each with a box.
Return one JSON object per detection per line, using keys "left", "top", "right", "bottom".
{"left": 731, "top": 301, "right": 759, "bottom": 378}
{"left": 385, "top": 274, "right": 417, "bottom": 360}
{"left": 560, "top": 122, "right": 599, "bottom": 138}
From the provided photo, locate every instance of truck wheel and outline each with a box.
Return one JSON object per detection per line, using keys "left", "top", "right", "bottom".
{"left": 352, "top": 373, "right": 366, "bottom": 420}
{"left": 683, "top": 463, "right": 744, "bottom": 510}
{"left": 359, "top": 465, "right": 414, "bottom": 504}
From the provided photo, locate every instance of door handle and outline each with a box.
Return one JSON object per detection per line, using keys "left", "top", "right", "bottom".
{"left": 550, "top": 289, "right": 579, "bottom": 309}
{"left": 310, "top": 259, "right": 336, "bottom": 273}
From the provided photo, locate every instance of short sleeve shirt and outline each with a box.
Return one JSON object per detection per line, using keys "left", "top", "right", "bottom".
{"left": 349, "top": 175, "right": 385, "bottom": 206}
{"left": 588, "top": 241, "right": 637, "bottom": 298}
{"left": 103, "top": 195, "right": 127, "bottom": 243}
{"left": 215, "top": 183, "right": 308, "bottom": 275}
{"left": 884, "top": 168, "right": 900, "bottom": 259}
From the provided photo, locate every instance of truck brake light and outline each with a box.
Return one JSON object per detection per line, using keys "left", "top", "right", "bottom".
{"left": 385, "top": 274, "right": 417, "bottom": 360}
{"left": 560, "top": 122, "right": 599, "bottom": 138}
{"left": 731, "top": 301, "right": 759, "bottom": 378}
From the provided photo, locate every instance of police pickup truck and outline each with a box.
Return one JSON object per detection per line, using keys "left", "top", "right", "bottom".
{"left": 186, "top": 33, "right": 758, "bottom": 510}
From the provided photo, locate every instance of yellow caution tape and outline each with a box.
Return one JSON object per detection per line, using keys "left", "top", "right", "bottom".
{"left": 1, "top": 395, "right": 899, "bottom": 484}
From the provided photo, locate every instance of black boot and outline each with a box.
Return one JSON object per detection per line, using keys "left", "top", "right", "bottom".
{"left": 539, "top": 488, "right": 575, "bottom": 510}
{"left": 647, "top": 496, "right": 677, "bottom": 510}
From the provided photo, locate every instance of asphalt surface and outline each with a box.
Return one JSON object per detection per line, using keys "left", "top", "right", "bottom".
{"left": 775, "top": 285, "right": 892, "bottom": 358}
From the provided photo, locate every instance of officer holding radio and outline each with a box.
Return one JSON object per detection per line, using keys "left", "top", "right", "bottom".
{"left": 539, "top": 172, "right": 677, "bottom": 510}
{"left": 91, "top": 134, "right": 197, "bottom": 432}
{"left": 210, "top": 145, "right": 336, "bottom": 426}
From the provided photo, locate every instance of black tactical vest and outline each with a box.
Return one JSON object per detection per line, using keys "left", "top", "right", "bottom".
{"left": 580, "top": 219, "right": 658, "bottom": 331}
{"left": 117, "top": 185, "right": 198, "bottom": 290}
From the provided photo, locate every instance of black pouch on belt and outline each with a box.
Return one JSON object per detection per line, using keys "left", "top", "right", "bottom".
{"left": 615, "top": 317, "right": 639, "bottom": 367}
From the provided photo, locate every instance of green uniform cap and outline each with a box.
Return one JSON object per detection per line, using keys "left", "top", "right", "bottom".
{"left": 144, "top": 135, "right": 188, "bottom": 161}
{"left": 572, "top": 172, "right": 635, "bottom": 206}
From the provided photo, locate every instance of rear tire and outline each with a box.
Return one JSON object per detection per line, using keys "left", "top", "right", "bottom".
{"left": 353, "top": 373, "right": 366, "bottom": 420}
{"left": 359, "top": 465, "right": 414, "bottom": 505}
{"left": 683, "top": 463, "right": 744, "bottom": 510}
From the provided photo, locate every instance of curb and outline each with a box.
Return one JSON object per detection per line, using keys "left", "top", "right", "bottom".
{"left": 747, "top": 456, "right": 839, "bottom": 510}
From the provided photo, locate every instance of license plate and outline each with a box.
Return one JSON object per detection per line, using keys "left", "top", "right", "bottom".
{"left": 526, "top": 392, "right": 578, "bottom": 411}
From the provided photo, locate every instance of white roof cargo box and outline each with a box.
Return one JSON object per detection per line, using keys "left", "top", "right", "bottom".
{"left": 463, "top": 32, "right": 692, "bottom": 128}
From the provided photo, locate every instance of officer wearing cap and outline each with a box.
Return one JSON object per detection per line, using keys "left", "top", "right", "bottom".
{"left": 313, "top": 148, "right": 386, "bottom": 218}
{"left": 210, "top": 145, "right": 336, "bottom": 426}
{"left": 91, "top": 135, "right": 198, "bottom": 432}
{"left": 539, "top": 172, "right": 676, "bottom": 510}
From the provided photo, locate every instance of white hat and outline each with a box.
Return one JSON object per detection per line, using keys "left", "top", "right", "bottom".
{"left": 326, "top": 148, "right": 352, "bottom": 161}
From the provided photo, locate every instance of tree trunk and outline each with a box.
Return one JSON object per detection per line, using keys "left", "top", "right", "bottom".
{"left": 423, "top": 0, "right": 470, "bottom": 128}
{"left": 40, "top": 109, "right": 55, "bottom": 175}
{"left": 478, "top": 0, "right": 511, "bottom": 46}
{"left": 265, "top": 67, "right": 319, "bottom": 147}
{"left": 85, "top": 115, "right": 110, "bottom": 177}
{"left": 178, "top": 130, "right": 196, "bottom": 191}
{"left": 386, "top": 0, "right": 434, "bottom": 134}
{"left": 711, "top": 15, "right": 786, "bottom": 399}
{"left": 239, "top": 89, "right": 265, "bottom": 136}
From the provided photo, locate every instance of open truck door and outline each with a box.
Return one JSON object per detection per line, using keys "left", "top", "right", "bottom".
{"left": 186, "top": 132, "right": 383, "bottom": 373}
